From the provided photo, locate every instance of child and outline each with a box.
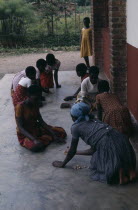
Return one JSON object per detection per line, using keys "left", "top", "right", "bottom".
{"left": 80, "top": 17, "right": 92, "bottom": 68}
{"left": 12, "top": 66, "right": 36, "bottom": 107}
{"left": 96, "top": 80, "right": 133, "bottom": 137}
{"left": 11, "top": 68, "right": 40, "bottom": 93}
{"left": 80, "top": 66, "right": 100, "bottom": 104}
{"left": 61, "top": 63, "right": 89, "bottom": 108}
{"left": 64, "top": 63, "right": 89, "bottom": 101}
{"left": 46, "top": 53, "right": 61, "bottom": 89}
{"left": 36, "top": 58, "right": 49, "bottom": 93}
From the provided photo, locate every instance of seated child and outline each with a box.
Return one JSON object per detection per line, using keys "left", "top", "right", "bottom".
{"left": 11, "top": 67, "right": 40, "bottom": 93}
{"left": 12, "top": 66, "right": 36, "bottom": 107}
{"left": 80, "top": 66, "right": 100, "bottom": 105}
{"left": 64, "top": 63, "right": 89, "bottom": 101}
{"left": 15, "top": 85, "right": 67, "bottom": 152}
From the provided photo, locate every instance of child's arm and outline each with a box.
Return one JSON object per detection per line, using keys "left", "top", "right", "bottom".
{"left": 64, "top": 86, "right": 81, "bottom": 101}
{"left": 53, "top": 60, "right": 61, "bottom": 88}
{"left": 96, "top": 95, "right": 103, "bottom": 120}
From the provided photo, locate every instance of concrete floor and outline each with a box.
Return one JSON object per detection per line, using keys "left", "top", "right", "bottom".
{"left": 0, "top": 72, "right": 138, "bottom": 210}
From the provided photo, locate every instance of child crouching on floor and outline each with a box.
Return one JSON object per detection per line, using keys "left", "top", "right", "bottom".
{"left": 46, "top": 53, "right": 61, "bottom": 89}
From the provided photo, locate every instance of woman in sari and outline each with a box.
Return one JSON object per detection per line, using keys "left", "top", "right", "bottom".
{"left": 53, "top": 102, "right": 136, "bottom": 185}
{"left": 15, "top": 85, "right": 67, "bottom": 152}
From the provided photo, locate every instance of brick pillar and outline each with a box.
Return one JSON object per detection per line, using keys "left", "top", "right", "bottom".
{"left": 91, "top": 0, "right": 108, "bottom": 71}
{"left": 109, "top": 0, "right": 127, "bottom": 104}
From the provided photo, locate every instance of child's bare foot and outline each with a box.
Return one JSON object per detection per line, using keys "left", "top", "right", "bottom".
{"left": 56, "top": 84, "right": 61, "bottom": 88}
{"left": 119, "top": 168, "right": 123, "bottom": 185}
{"left": 129, "top": 170, "right": 137, "bottom": 182}
{"left": 64, "top": 146, "right": 70, "bottom": 154}
{"left": 119, "top": 169, "right": 129, "bottom": 185}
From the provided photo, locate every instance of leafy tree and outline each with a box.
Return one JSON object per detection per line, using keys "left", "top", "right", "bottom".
{"left": 0, "top": 0, "right": 34, "bottom": 46}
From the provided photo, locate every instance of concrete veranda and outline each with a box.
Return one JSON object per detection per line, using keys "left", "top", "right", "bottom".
{"left": 0, "top": 72, "right": 138, "bottom": 210}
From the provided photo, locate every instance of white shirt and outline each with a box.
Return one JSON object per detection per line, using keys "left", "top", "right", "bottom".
{"left": 18, "top": 77, "right": 32, "bottom": 88}
{"left": 12, "top": 69, "right": 40, "bottom": 91}
{"left": 81, "top": 77, "right": 98, "bottom": 97}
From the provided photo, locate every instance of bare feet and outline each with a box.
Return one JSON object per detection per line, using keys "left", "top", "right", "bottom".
{"left": 64, "top": 146, "right": 70, "bottom": 155}
{"left": 119, "top": 169, "right": 128, "bottom": 185}
{"left": 129, "top": 170, "right": 137, "bottom": 182}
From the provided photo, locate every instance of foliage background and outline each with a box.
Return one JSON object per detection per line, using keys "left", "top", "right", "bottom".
{"left": 0, "top": 0, "right": 91, "bottom": 49}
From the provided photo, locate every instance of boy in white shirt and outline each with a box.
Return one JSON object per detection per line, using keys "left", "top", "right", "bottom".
{"left": 80, "top": 66, "right": 100, "bottom": 103}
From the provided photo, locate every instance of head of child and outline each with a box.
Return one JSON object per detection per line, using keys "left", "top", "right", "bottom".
{"left": 76, "top": 63, "right": 87, "bottom": 77}
{"left": 89, "top": 66, "right": 99, "bottom": 84}
{"left": 46, "top": 54, "right": 56, "bottom": 66}
{"left": 83, "top": 17, "right": 90, "bottom": 28}
{"left": 28, "top": 85, "right": 42, "bottom": 104}
{"left": 36, "top": 59, "right": 47, "bottom": 73}
{"left": 98, "top": 80, "right": 110, "bottom": 93}
{"left": 25, "top": 66, "right": 36, "bottom": 80}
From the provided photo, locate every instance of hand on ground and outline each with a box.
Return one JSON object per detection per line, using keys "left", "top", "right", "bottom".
{"left": 52, "top": 161, "right": 64, "bottom": 168}
{"left": 64, "top": 96, "right": 74, "bottom": 101}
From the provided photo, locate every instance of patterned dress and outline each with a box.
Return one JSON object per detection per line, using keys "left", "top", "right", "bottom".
{"left": 12, "top": 77, "right": 32, "bottom": 107}
{"left": 71, "top": 119, "right": 136, "bottom": 184}
{"left": 40, "top": 59, "right": 60, "bottom": 88}
{"left": 96, "top": 92, "right": 133, "bottom": 137}
{"left": 15, "top": 102, "right": 67, "bottom": 151}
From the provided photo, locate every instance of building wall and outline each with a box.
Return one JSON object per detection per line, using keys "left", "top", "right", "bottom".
{"left": 127, "top": 0, "right": 138, "bottom": 120}
{"left": 102, "top": 28, "right": 110, "bottom": 79}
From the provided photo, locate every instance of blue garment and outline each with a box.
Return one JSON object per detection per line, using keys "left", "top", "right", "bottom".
{"left": 70, "top": 102, "right": 91, "bottom": 124}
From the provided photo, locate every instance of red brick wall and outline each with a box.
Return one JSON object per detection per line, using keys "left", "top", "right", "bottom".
{"left": 91, "top": 0, "right": 127, "bottom": 104}
{"left": 127, "top": 44, "right": 138, "bottom": 121}
{"left": 91, "top": 0, "right": 109, "bottom": 71}
{"left": 109, "top": 0, "right": 127, "bottom": 104}
{"left": 102, "top": 28, "right": 110, "bottom": 79}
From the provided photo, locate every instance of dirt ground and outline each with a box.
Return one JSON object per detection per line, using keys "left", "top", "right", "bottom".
{"left": 0, "top": 51, "right": 93, "bottom": 77}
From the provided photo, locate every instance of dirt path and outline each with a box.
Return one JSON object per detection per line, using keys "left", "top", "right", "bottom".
{"left": 0, "top": 51, "right": 92, "bottom": 76}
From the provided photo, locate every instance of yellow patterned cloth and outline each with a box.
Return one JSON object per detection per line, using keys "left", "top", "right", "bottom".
{"left": 80, "top": 28, "right": 92, "bottom": 57}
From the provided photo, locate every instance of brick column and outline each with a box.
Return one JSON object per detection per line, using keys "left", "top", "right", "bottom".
{"left": 109, "top": 0, "right": 127, "bottom": 104}
{"left": 91, "top": 0, "right": 108, "bottom": 71}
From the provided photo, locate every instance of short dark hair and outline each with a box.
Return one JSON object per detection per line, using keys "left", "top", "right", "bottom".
{"left": 98, "top": 80, "right": 110, "bottom": 93}
{"left": 28, "top": 85, "right": 42, "bottom": 96}
{"left": 83, "top": 17, "right": 90, "bottom": 22}
{"left": 25, "top": 66, "right": 36, "bottom": 78}
{"left": 76, "top": 63, "right": 87, "bottom": 73}
{"left": 46, "top": 53, "right": 56, "bottom": 65}
{"left": 89, "top": 66, "right": 99, "bottom": 76}
{"left": 36, "top": 59, "right": 46, "bottom": 69}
